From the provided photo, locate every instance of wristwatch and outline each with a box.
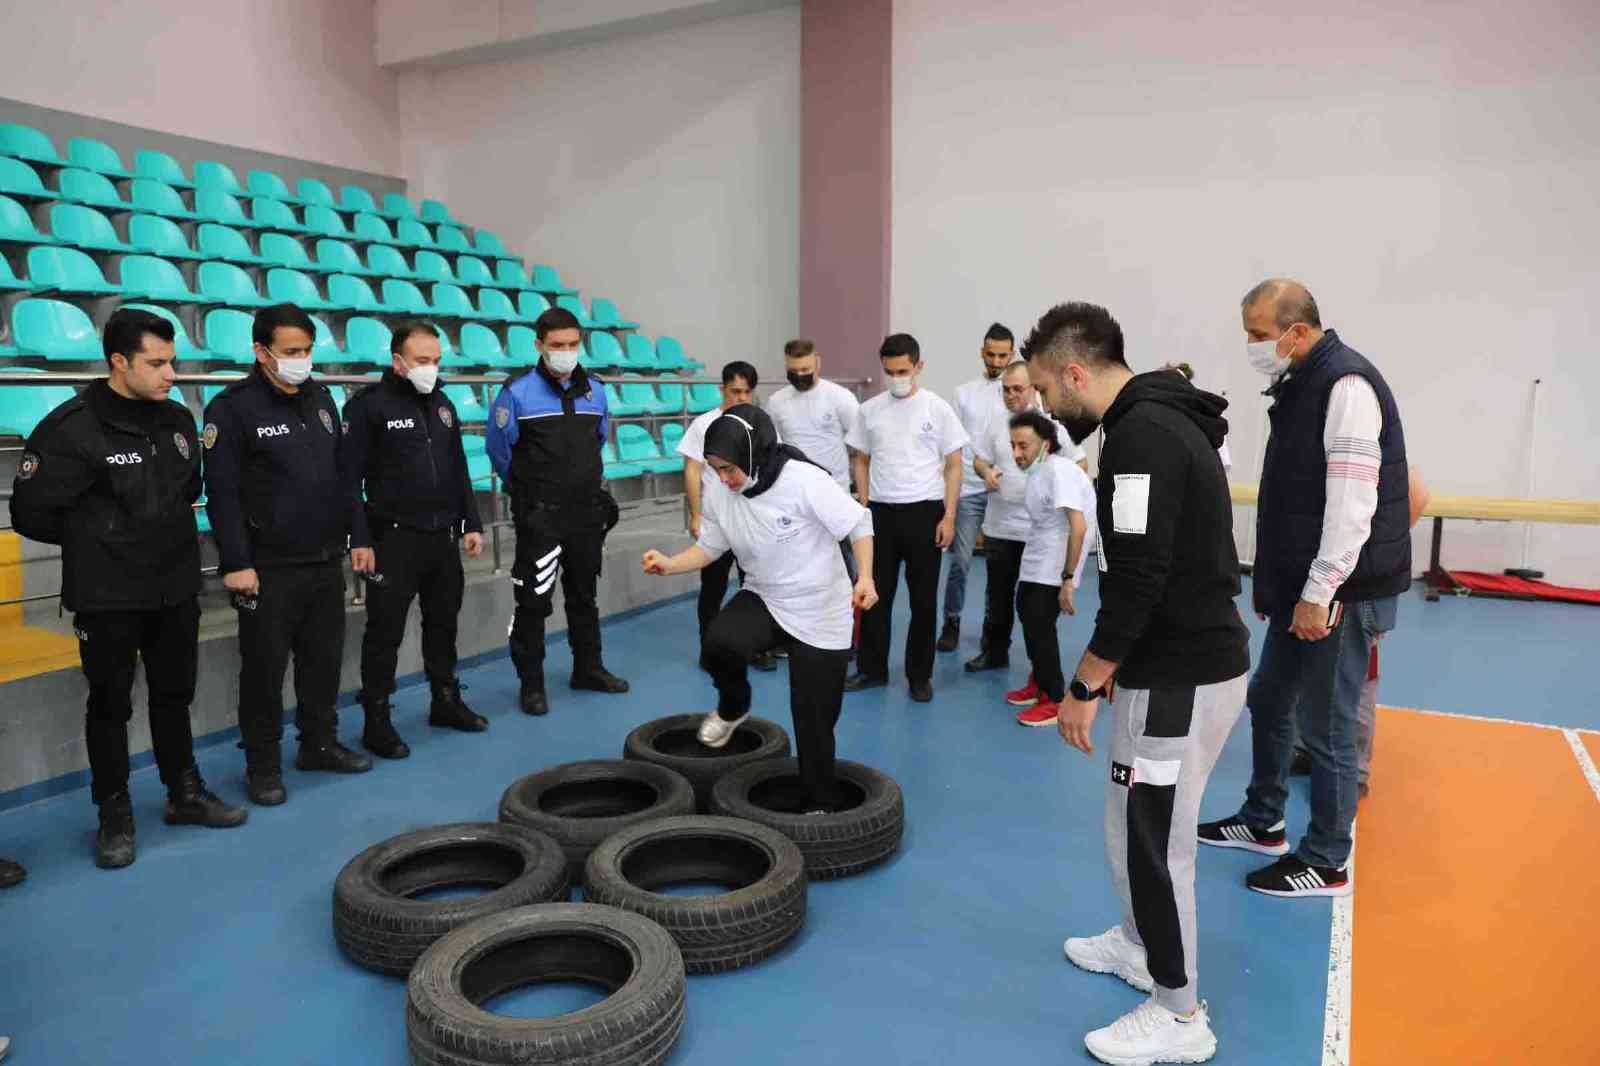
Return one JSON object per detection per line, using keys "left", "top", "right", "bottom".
{"left": 1069, "top": 676, "right": 1105, "bottom": 702}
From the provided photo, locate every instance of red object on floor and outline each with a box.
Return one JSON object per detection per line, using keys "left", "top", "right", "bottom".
{"left": 1447, "top": 571, "right": 1600, "bottom": 605}
{"left": 1017, "top": 700, "right": 1060, "bottom": 727}
{"left": 1005, "top": 676, "right": 1040, "bottom": 706}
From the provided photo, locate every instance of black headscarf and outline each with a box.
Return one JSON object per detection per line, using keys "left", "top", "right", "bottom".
{"left": 702, "top": 403, "right": 825, "bottom": 499}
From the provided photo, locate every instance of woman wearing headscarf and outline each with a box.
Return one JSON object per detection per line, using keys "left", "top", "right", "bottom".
{"left": 642, "top": 404, "right": 878, "bottom": 811}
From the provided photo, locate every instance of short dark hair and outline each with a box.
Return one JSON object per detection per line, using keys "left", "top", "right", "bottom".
{"left": 534, "top": 307, "right": 582, "bottom": 340}
{"left": 879, "top": 333, "right": 920, "bottom": 363}
{"left": 1009, "top": 410, "right": 1061, "bottom": 453}
{"left": 252, "top": 303, "right": 317, "bottom": 348}
{"left": 1020, "top": 302, "right": 1126, "bottom": 370}
{"left": 784, "top": 338, "right": 815, "bottom": 359}
{"left": 722, "top": 360, "right": 758, "bottom": 389}
{"left": 103, "top": 307, "right": 175, "bottom": 365}
{"left": 390, "top": 319, "right": 440, "bottom": 355}
{"left": 983, "top": 322, "right": 1014, "bottom": 346}
{"left": 1241, "top": 279, "right": 1322, "bottom": 330}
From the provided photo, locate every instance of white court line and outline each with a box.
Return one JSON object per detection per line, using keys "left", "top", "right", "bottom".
{"left": 1383, "top": 704, "right": 1600, "bottom": 736}
{"left": 1320, "top": 842, "right": 1355, "bottom": 1066}
{"left": 1563, "top": 729, "right": 1600, "bottom": 805}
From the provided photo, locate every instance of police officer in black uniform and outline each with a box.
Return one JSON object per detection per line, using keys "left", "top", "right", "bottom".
{"left": 485, "top": 307, "right": 628, "bottom": 716}
{"left": 202, "top": 303, "right": 370, "bottom": 806}
{"left": 11, "top": 308, "right": 246, "bottom": 869}
{"left": 340, "top": 320, "right": 487, "bottom": 758}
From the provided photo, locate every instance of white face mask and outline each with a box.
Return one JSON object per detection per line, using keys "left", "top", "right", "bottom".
{"left": 274, "top": 356, "right": 312, "bottom": 386}
{"left": 545, "top": 349, "right": 579, "bottom": 377}
{"left": 405, "top": 362, "right": 439, "bottom": 394}
{"left": 1247, "top": 336, "right": 1292, "bottom": 377}
{"left": 888, "top": 376, "right": 914, "bottom": 399}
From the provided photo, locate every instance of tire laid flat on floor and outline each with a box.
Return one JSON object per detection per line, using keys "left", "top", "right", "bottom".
{"left": 708, "top": 759, "right": 904, "bottom": 880}
{"left": 334, "top": 822, "right": 569, "bottom": 976}
{"left": 622, "top": 714, "right": 790, "bottom": 811}
{"left": 583, "top": 815, "right": 806, "bottom": 973}
{"left": 499, "top": 760, "right": 696, "bottom": 881}
{"left": 407, "top": 902, "right": 685, "bottom": 1066}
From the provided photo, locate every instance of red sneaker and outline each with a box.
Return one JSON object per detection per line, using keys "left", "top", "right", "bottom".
{"left": 1017, "top": 699, "right": 1060, "bottom": 727}
{"left": 1005, "top": 676, "right": 1040, "bottom": 706}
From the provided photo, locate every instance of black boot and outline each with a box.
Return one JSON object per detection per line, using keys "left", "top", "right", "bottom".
{"left": 570, "top": 665, "right": 630, "bottom": 693}
{"left": 751, "top": 651, "right": 778, "bottom": 672}
{"left": 964, "top": 648, "right": 1009, "bottom": 672}
{"left": 94, "top": 791, "right": 136, "bottom": 870}
{"left": 429, "top": 679, "right": 488, "bottom": 732}
{"left": 165, "top": 766, "right": 248, "bottom": 828}
{"left": 296, "top": 741, "right": 373, "bottom": 774}
{"left": 936, "top": 618, "right": 961, "bottom": 652}
{"left": 0, "top": 856, "right": 26, "bottom": 889}
{"left": 519, "top": 680, "right": 549, "bottom": 717}
{"left": 361, "top": 696, "right": 411, "bottom": 759}
{"left": 246, "top": 744, "right": 286, "bottom": 806}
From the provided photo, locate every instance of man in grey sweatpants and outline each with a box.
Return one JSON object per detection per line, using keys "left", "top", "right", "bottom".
{"left": 1024, "top": 301, "right": 1252, "bottom": 1066}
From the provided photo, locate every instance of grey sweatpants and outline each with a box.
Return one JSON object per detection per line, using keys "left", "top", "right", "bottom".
{"left": 1104, "top": 673, "right": 1248, "bottom": 1013}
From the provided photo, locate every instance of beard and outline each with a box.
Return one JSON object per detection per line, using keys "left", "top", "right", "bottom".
{"left": 1050, "top": 396, "right": 1100, "bottom": 445}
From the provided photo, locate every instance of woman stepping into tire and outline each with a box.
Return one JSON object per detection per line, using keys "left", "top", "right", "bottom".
{"left": 643, "top": 404, "right": 878, "bottom": 812}
{"left": 1005, "top": 411, "right": 1097, "bottom": 727}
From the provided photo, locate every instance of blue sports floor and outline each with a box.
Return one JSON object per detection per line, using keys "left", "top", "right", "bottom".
{"left": 2, "top": 562, "right": 1598, "bottom": 1065}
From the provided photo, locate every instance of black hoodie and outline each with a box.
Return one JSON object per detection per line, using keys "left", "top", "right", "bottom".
{"left": 1087, "top": 371, "right": 1251, "bottom": 688}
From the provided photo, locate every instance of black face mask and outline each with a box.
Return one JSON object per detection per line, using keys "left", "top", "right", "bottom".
{"left": 787, "top": 371, "right": 816, "bottom": 391}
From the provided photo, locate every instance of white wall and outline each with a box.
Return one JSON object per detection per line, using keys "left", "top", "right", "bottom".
{"left": 893, "top": 0, "right": 1600, "bottom": 584}
{"left": 0, "top": 0, "right": 401, "bottom": 176}
{"left": 396, "top": 6, "right": 800, "bottom": 378}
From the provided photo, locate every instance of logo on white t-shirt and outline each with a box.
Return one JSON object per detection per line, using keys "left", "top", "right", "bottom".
{"left": 920, "top": 421, "right": 934, "bottom": 434}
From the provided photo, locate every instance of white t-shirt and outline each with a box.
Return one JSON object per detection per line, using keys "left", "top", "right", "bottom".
{"left": 844, "top": 388, "right": 969, "bottom": 505}
{"left": 952, "top": 376, "right": 1006, "bottom": 497}
{"left": 977, "top": 408, "right": 1086, "bottom": 542}
{"left": 764, "top": 379, "right": 859, "bottom": 488}
{"left": 677, "top": 406, "right": 725, "bottom": 492}
{"left": 1019, "top": 452, "right": 1097, "bottom": 588}
{"left": 696, "top": 462, "right": 869, "bottom": 650}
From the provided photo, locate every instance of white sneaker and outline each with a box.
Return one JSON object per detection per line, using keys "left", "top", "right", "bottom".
{"left": 696, "top": 711, "right": 749, "bottom": 749}
{"left": 1064, "top": 925, "right": 1154, "bottom": 992}
{"left": 1, "top": 1035, "right": 10, "bottom": 1061}
{"left": 1084, "top": 998, "right": 1216, "bottom": 1066}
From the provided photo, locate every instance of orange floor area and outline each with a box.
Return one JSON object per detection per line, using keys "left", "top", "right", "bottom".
{"left": 1352, "top": 708, "right": 1600, "bottom": 1064}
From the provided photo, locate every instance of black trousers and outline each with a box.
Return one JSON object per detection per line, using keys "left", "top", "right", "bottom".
{"left": 509, "top": 498, "right": 606, "bottom": 686}
{"left": 75, "top": 598, "right": 200, "bottom": 804}
{"left": 235, "top": 560, "right": 347, "bottom": 765}
{"left": 857, "top": 499, "right": 943, "bottom": 684}
{"left": 1017, "top": 581, "right": 1065, "bottom": 702}
{"left": 705, "top": 590, "right": 851, "bottom": 809}
{"left": 697, "top": 550, "right": 737, "bottom": 637}
{"left": 359, "top": 525, "right": 464, "bottom": 700}
{"left": 979, "top": 537, "right": 1024, "bottom": 659}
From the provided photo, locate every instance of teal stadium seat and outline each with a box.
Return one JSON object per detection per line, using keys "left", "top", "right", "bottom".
{"left": 296, "top": 178, "right": 335, "bottom": 208}
{"left": 474, "top": 288, "right": 524, "bottom": 324}
{"left": 429, "top": 283, "right": 483, "bottom": 320}
{"left": 344, "top": 317, "right": 392, "bottom": 365}
{"left": 66, "top": 138, "right": 132, "bottom": 179}
{"left": 378, "top": 194, "right": 414, "bottom": 220}
{"left": 133, "top": 150, "right": 192, "bottom": 190}
{"left": 247, "top": 170, "right": 301, "bottom": 204}
{"left": 251, "top": 198, "right": 307, "bottom": 234}
{"left": 27, "top": 246, "right": 123, "bottom": 296}
{"left": 328, "top": 274, "right": 392, "bottom": 315}
{"left": 615, "top": 424, "right": 678, "bottom": 474}
{"left": 195, "top": 188, "right": 253, "bottom": 229}
{"left": 354, "top": 213, "right": 401, "bottom": 246}
{"left": 193, "top": 161, "right": 244, "bottom": 195}
{"left": 0, "top": 252, "right": 43, "bottom": 292}
{"left": 198, "top": 261, "right": 268, "bottom": 308}
{"left": 623, "top": 334, "right": 658, "bottom": 371}
{"left": 395, "top": 218, "right": 438, "bottom": 249}
{"left": 380, "top": 278, "right": 430, "bottom": 315}
{"left": 419, "top": 199, "right": 454, "bottom": 225}
{"left": 555, "top": 295, "right": 593, "bottom": 328}
{"left": 339, "top": 186, "right": 378, "bottom": 214}
{"left": 366, "top": 244, "right": 415, "bottom": 278}
{"left": 58, "top": 169, "right": 132, "bottom": 211}
{"left": 260, "top": 232, "right": 326, "bottom": 273}
{"left": 654, "top": 383, "right": 687, "bottom": 415}
{"left": 197, "top": 223, "right": 267, "bottom": 265}
{"left": 309, "top": 315, "right": 343, "bottom": 363}
{"left": 202, "top": 309, "right": 257, "bottom": 364}
{"left": 128, "top": 214, "right": 204, "bottom": 261}
{"left": 13, "top": 298, "right": 100, "bottom": 360}
{"left": 443, "top": 384, "right": 490, "bottom": 423}
{"left": 459, "top": 323, "right": 510, "bottom": 368}
{"left": 120, "top": 303, "right": 217, "bottom": 361}
{"left": 304, "top": 205, "right": 351, "bottom": 239}
{"left": 659, "top": 422, "right": 686, "bottom": 455}
{"left": 436, "top": 225, "right": 471, "bottom": 254}
{"left": 0, "top": 368, "right": 77, "bottom": 436}
{"left": 530, "top": 264, "right": 576, "bottom": 296}
{"left": 472, "top": 229, "right": 515, "bottom": 261}
{"left": 517, "top": 291, "right": 551, "bottom": 320}
{"left": 590, "top": 297, "right": 638, "bottom": 331}
{"left": 494, "top": 260, "right": 536, "bottom": 291}
{"left": 655, "top": 335, "right": 704, "bottom": 372}
{"left": 605, "top": 382, "right": 644, "bottom": 417}
{"left": 412, "top": 250, "right": 455, "bottom": 284}
{"left": 120, "top": 255, "right": 213, "bottom": 306}
{"left": 687, "top": 383, "right": 721, "bottom": 413}
{"left": 0, "top": 124, "right": 65, "bottom": 166}
{"left": 466, "top": 449, "right": 496, "bottom": 489}
{"left": 436, "top": 327, "right": 469, "bottom": 369}
{"left": 0, "top": 158, "right": 58, "bottom": 204}
{"left": 586, "top": 331, "right": 624, "bottom": 370}
{"left": 601, "top": 439, "right": 643, "bottom": 480}
{"left": 506, "top": 326, "right": 539, "bottom": 368}
{"left": 49, "top": 203, "right": 132, "bottom": 251}
{"left": 130, "top": 179, "right": 199, "bottom": 220}
{"left": 316, "top": 239, "right": 377, "bottom": 277}
{"left": 0, "top": 196, "right": 58, "bottom": 245}
{"left": 266, "top": 268, "right": 337, "bottom": 311}
{"left": 455, "top": 255, "right": 494, "bottom": 288}
{"left": 619, "top": 381, "right": 669, "bottom": 416}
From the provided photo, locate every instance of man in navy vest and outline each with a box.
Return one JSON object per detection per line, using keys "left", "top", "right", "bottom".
{"left": 1199, "top": 279, "right": 1411, "bottom": 899}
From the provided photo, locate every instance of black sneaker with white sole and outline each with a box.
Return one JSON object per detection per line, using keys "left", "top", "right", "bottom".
{"left": 1197, "top": 815, "right": 1289, "bottom": 856}
{"left": 1246, "top": 855, "right": 1351, "bottom": 898}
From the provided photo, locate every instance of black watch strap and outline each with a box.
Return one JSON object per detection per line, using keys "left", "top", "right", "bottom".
{"left": 1069, "top": 676, "right": 1104, "bottom": 702}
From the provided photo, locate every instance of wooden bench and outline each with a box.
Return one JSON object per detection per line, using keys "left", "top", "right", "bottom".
{"left": 1229, "top": 483, "right": 1600, "bottom": 601}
